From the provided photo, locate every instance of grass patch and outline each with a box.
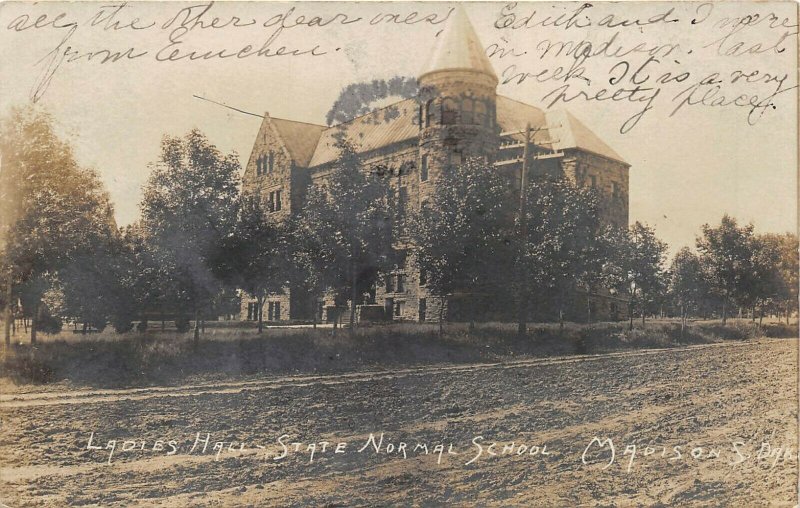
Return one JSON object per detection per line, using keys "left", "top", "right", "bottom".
{"left": 0, "top": 319, "right": 793, "bottom": 388}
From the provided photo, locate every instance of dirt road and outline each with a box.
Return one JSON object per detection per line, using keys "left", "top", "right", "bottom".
{"left": 1, "top": 339, "right": 797, "bottom": 506}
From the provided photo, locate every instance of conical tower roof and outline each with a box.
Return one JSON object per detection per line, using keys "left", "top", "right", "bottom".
{"left": 419, "top": 6, "right": 497, "bottom": 82}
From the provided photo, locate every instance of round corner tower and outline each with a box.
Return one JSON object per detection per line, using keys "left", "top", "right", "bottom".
{"left": 416, "top": 6, "right": 499, "bottom": 187}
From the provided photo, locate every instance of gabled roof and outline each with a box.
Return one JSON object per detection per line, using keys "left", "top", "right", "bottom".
{"left": 545, "top": 109, "right": 627, "bottom": 164}
{"left": 495, "top": 96, "right": 627, "bottom": 164}
{"left": 308, "top": 98, "right": 419, "bottom": 167}
{"left": 495, "top": 96, "right": 553, "bottom": 146}
{"left": 419, "top": 5, "right": 497, "bottom": 81}
{"left": 269, "top": 117, "right": 326, "bottom": 167}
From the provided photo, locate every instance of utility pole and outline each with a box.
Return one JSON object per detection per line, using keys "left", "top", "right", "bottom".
{"left": 517, "top": 123, "right": 532, "bottom": 336}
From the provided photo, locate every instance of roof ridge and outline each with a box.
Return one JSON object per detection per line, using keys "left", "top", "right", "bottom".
{"left": 270, "top": 116, "right": 327, "bottom": 129}
{"left": 324, "top": 96, "right": 417, "bottom": 131}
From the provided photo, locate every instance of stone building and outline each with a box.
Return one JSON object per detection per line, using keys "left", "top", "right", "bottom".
{"left": 240, "top": 8, "right": 630, "bottom": 324}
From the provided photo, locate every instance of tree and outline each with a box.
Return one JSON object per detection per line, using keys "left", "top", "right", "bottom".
{"left": 300, "top": 138, "right": 393, "bottom": 332}
{"left": 140, "top": 129, "right": 240, "bottom": 342}
{"left": 410, "top": 156, "right": 514, "bottom": 334}
{"left": 762, "top": 233, "right": 799, "bottom": 324}
{"left": 604, "top": 222, "right": 668, "bottom": 330}
{"left": 517, "top": 177, "right": 603, "bottom": 331}
{"left": 669, "top": 247, "right": 705, "bottom": 334}
{"left": 748, "top": 234, "right": 789, "bottom": 326}
{"left": 213, "top": 194, "right": 286, "bottom": 333}
{"left": 0, "top": 106, "right": 116, "bottom": 343}
{"left": 696, "top": 215, "right": 756, "bottom": 324}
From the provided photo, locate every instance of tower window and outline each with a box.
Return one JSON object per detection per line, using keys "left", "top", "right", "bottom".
{"left": 256, "top": 156, "right": 262, "bottom": 176}
{"left": 425, "top": 99, "right": 435, "bottom": 127}
{"left": 268, "top": 152, "right": 275, "bottom": 173}
{"left": 461, "top": 98, "right": 474, "bottom": 125}
{"left": 420, "top": 155, "right": 428, "bottom": 182}
{"left": 475, "top": 101, "right": 487, "bottom": 126}
{"left": 441, "top": 98, "right": 458, "bottom": 125}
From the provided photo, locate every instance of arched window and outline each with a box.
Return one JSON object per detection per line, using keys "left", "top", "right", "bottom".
{"left": 256, "top": 156, "right": 262, "bottom": 176}
{"left": 268, "top": 152, "right": 275, "bottom": 173}
{"left": 475, "top": 101, "right": 487, "bottom": 126}
{"left": 461, "top": 98, "right": 474, "bottom": 125}
{"left": 441, "top": 98, "right": 458, "bottom": 125}
{"left": 425, "top": 99, "right": 436, "bottom": 127}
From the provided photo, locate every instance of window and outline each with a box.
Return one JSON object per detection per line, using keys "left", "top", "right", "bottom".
{"left": 247, "top": 302, "right": 259, "bottom": 321}
{"left": 418, "top": 298, "right": 427, "bottom": 322}
{"left": 256, "top": 157, "right": 262, "bottom": 176}
{"left": 475, "top": 101, "right": 487, "bottom": 126}
{"left": 419, "top": 268, "right": 427, "bottom": 286}
{"left": 394, "top": 301, "right": 404, "bottom": 317}
{"left": 589, "top": 175, "right": 597, "bottom": 188}
{"left": 396, "top": 274, "right": 406, "bottom": 293}
{"left": 611, "top": 182, "right": 620, "bottom": 200}
{"left": 425, "top": 99, "right": 435, "bottom": 127}
{"left": 420, "top": 155, "right": 428, "bottom": 182}
{"left": 268, "top": 152, "right": 275, "bottom": 173}
{"left": 385, "top": 274, "right": 394, "bottom": 293}
{"left": 267, "top": 301, "right": 281, "bottom": 321}
{"left": 461, "top": 98, "right": 474, "bottom": 125}
{"left": 441, "top": 97, "right": 458, "bottom": 125}
{"left": 268, "top": 190, "right": 283, "bottom": 212}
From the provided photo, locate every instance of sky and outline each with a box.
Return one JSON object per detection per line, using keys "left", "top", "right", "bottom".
{"left": 0, "top": 1, "right": 796, "bottom": 256}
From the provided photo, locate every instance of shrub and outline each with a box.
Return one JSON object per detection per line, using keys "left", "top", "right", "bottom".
{"left": 38, "top": 313, "right": 63, "bottom": 335}
{"left": 113, "top": 317, "right": 134, "bottom": 334}
{"left": 5, "top": 354, "right": 55, "bottom": 384}
{"left": 175, "top": 316, "right": 190, "bottom": 333}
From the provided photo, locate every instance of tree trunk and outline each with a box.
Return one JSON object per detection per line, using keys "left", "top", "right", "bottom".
{"left": 468, "top": 290, "right": 476, "bottom": 333}
{"left": 722, "top": 300, "right": 727, "bottom": 325}
{"left": 628, "top": 302, "right": 634, "bottom": 331}
{"left": 201, "top": 318, "right": 206, "bottom": 334}
{"left": 641, "top": 309, "right": 645, "bottom": 326}
{"left": 193, "top": 308, "right": 200, "bottom": 343}
{"left": 257, "top": 296, "right": 264, "bottom": 334}
{"left": 4, "top": 276, "right": 11, "bottom": 346}
{"left": 586, "top": 295, "right": 592, "bottom": 325}
{"left": 438, "top": 296, "right": 445, "bottom": 338}
{"left": 311, "top": 297, "right": 317, "bottom": 330}
{"left": 751, "top": 303, "right": 756, "bottom": 322}
{"left": 349, "top": 258, "right": 357, "bottom": 333}
{"left": 680, "top": 303, "right": 685, "bottom": 340}
{"left": 161, "top": 310, "right": 165, "bottom": 331}
{"left": 30, "top": 302, "right": 38, "bottom": 344}
{"left": 517, "top": 290, "right": 527, "bottom": 336}
{"left": 82, "top": 322, "right": 88, "bottom": 335}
